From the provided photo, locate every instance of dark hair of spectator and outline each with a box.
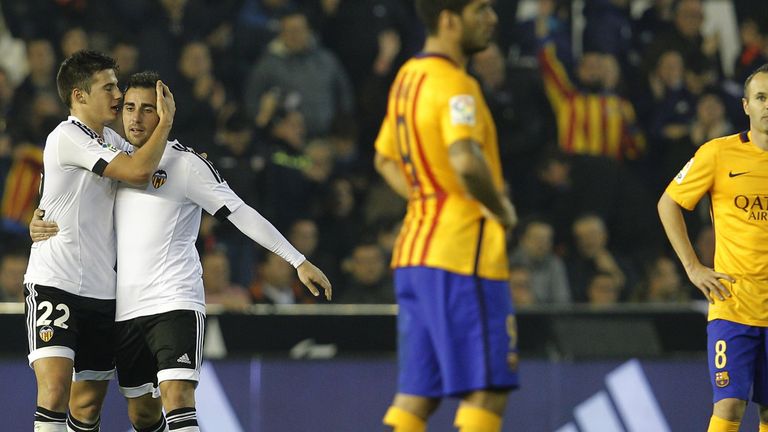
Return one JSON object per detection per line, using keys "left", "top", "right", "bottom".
{"left": 415, "top": 0, "right": 472, "bottom": 35}
{"left": 56, "top": 50, "right": 118, "bottom": 108}
{"left": 124, "top": 71, "right": 161, "bottom": 93}
{"left": 743, "top": 64, "right": 768, "bottom": 99}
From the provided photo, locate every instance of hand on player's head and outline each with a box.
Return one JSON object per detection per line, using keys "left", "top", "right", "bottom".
{"left": 155, "top": 80, "right": 176, "bottom": 125}
{"left": 297, "top": 260, "right": 332, "bottom": 301}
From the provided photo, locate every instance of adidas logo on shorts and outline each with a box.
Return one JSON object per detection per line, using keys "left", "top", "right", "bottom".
{"left": 177, "top": 353, "right": 192, "bottom": 364}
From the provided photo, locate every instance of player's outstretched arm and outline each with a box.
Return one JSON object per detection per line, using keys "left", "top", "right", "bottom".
{"left": 225, "top": 203, "right": 331, "bottom": 300}
{"left": 658, "top": 192, "right": 734, "bottom": 303}
{"left": 297, "top": 260, "right": 332, "bottom": 301}
{"left": 103, "top": 81, "right": 177, "bottom": 185}
{"left": 448, "top": 139, "right": 517, "bottom": 230}
{"left": 29, "top": 208, "right": 58, "bottom": 242}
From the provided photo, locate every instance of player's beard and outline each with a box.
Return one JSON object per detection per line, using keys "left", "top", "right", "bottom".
{"left": 460, "top": 27, "right": 493, "bottom": 57}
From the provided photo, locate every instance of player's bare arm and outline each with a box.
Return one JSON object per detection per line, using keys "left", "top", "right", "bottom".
{"left": 448, "top": 139, "right": 517, "bottom": 229}
{"left": 374, "top": 152, "right": 410, "bottom": 199}
{"left": 657, "top": 192, "right": 734, "bottom": 303}
{"left": 29, "top": 209, "right": 58, "bottom": 242}
{"left": 103, "top": 81, "right": 176, "bottom": 185}
{"left": 297, "top": 260, "right": 332, "bottom": 301}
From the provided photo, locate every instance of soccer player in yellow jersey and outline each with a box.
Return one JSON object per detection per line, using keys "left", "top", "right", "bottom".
{"left": 659, "top": 63, "right": 768, "bottom": 432}
{"left": 374, "top": 1, "right": 519, "bottom": 431}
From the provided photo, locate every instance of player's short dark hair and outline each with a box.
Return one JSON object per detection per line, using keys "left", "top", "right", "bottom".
{"left": 56, "top": 50, "right": 118, "bottom": 108}
{"left": 744, "top": 64, "right": 768, "bottom": 99}
{"left": 124, "top": 70, "right": 160, "bottom": 93}
{"left": 416, "top": 0, "right": 472, "bottom": 35}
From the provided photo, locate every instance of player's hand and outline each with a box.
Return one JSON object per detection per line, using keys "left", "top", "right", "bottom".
{"left": 297, "top": 260, "right": 332, "bottom": 301}
{"left": 156, "top": 80, "right": 176, "bottom": 126}
{"left": 686, "top": 262, "right": 735, "bottom": 304}
{"left": 29, "top": 208, "right": 58, "bottom": 242}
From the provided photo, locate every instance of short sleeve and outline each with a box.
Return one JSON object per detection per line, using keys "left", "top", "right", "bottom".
{"left": 184, "top": 153, "right": 244, "bottom": 219}
{"left": 665, "top": 142, "right": 717, "bottom": 210}
{"left": 374, "top": 115, "right": 398, "bottom": 160}
{"left": 439, "top": 77, "right": 485, "bottom": 148}
{"left": 103, "top": 127, "right": 135, "bottom": 153}
{"left": 58, "top": 127, "right": 123, "bottom": 175}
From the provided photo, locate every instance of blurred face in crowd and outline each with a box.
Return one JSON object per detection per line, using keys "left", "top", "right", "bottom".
{"left": 473, "top": 43, "right": 505, "bottom": 89}
{"left": 0, "top": 254, "right": 28, "bottom": 302}
{"left": 179, "top": 42, "right": 212, "bottom": 80}
{"left": 458, "top": 0, "right": 498, "bottom": 57}
{"left": 578, "top": 52, "right": 604, "bottom": 92}
{"left": 122, "top": 86, "right": 160, "bottom": 148}
{"left": 648, "top": 257, "right": 683, "bottom": 301}
{"left": 27, "top": 39, "right": 55, "bottom": 77}
{"left": 261, "top": 253, "right": 295, "bottom": 288}
{"left": 61, "top": 27, "right": 88, "bottom": 58}
{"left": 280, "top": 14, "right": 311, "bottom": 53}
{"left": 202, "top": 251, "right": 231, "bottom": 294}
{"left": 696, "top": 93, "right": 725, "bottom": 126}
{"left": 350, "top": 245, "right": 386, "bottom": 286}
{"left": 573, "top": 216, "right": 607, "bottom": 258}
{"left": 656, "top": 50, "right": 685, "bottom": 89}
{"left": 674, "top": 0, "right": 704, "bottom": 39}
{"left": 521, "top": 222, "right": 553, "bottom": 260}
{"left": 112, "top": 42, "right": 139, "bottom": 77}
{"left": 508, "top": 267, "right": 534, "bottom": 307}
{"left": 289, "top": 219, "right": 319, "bottom": 256}
{"left": 587, "top": 274, "right": 620, "bottom": 306}
{"left": 743, "top": 71, "right": 768, "bottom": 134}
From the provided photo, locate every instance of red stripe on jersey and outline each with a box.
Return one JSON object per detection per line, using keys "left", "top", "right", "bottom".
{"left": 419, "top": 193, "right": 446, "bottom": 265}
{"left": 405, "top": 73, "right": 436, "bottom": 264}
{"left": 565, "top": 95, "right": 576, "bottom": 152}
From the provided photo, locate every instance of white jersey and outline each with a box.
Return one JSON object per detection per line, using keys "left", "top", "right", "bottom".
{"left": 25, "top": 116, "right": 132, "bottom": 299}
{"left": 114, "top": 141, "right": 244, "bottom": 321}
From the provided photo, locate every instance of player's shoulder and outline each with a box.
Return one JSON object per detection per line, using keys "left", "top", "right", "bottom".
{"left": 57, "top": 117, "right": 99, "bottom": 142}
{"left": 169, "top": 140, "right": 223, "bottom": 181}
{"left": 699, "top": 132, "right": 748, "bottom": 155}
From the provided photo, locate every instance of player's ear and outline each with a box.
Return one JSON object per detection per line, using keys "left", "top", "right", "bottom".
{"left": 73, "top": 88, "right": 85, "bottom": 105}
{"left": 742, "top": 97, "right": 749, "bottom": 115}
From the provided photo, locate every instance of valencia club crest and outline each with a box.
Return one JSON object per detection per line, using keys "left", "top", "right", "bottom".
{"left": 152, "top": 170, "right": 167, "bottom": 189}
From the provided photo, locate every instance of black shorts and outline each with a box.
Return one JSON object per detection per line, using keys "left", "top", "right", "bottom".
{"left": 24, "top": 283, "right": 116, "bottom": 380}
{"left": 115, "top": 309, "right": 205, "bottom": 398}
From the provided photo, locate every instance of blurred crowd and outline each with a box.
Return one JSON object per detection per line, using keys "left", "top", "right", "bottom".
{"left": 0, "top": 0, "right": 764, "bottom": 309}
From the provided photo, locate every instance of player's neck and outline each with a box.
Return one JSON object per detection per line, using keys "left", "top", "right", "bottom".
{"left": 750, "top": 128, "right": 768, "bottom": 151}
{"left": 423, "top": 37, "right": 467, "bottom": 68}
{"left": 69, "top": 108, "right": 104, "bottom": 136}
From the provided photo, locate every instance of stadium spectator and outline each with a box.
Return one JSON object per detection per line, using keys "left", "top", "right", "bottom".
{"left": 172, "top": 41, "right": 226, "bottom": 149}
{"left": 472, "top": 43, "right": 555, "bottom": 195}
{"left": 510, "top": 218, "right": 571, "bottom": 304}
{"left": 203, "top": 248, "right": 251, "bottom": 311}
{"left": 508, "top": 264, "right": 535, "bottom": 307}
{"left": 566, "top": 213, "right": 636, "bottom": 303}
{"left": 9, "top": 38, "right": 59, "bottom": 140}
{"left": 0, "top": 248, "right": 27, "bottom": 302}
{"left": 250, "top": 252, "right": 316, "bottom": 304}
{"left": 244, "top": 10, "right": 354, "bottom": 137}
{"left": 337, "top": 242, "right": 394, "bottom": 304}
{"left": 59, "top": 26, "right": 89, "bottom": 59}
{"left": 536, "top": 0, "right": 645, "bottom": 161}
{"left": 633, "top": 255, "right": 690, "bottom": 303}
{"left": 586, "top": 271, "right": 621, "bottom": 306}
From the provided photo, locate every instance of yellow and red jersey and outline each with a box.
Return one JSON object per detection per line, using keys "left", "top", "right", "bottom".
{"left": 375, "top": 53, "right": 508, "bottom": 280}
{"left": 538, "top": 41, "right": 645, "bottom": 160}
{"left": 667, "top": 131, "right": 768, "bottom": 325}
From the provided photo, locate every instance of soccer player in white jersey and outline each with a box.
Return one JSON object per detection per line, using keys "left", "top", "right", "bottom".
{"left": 23, "top": 51, "right": 176, "bottom": 432}
{"left": 113, "top": 72, "right": 331, "bottom": 431}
